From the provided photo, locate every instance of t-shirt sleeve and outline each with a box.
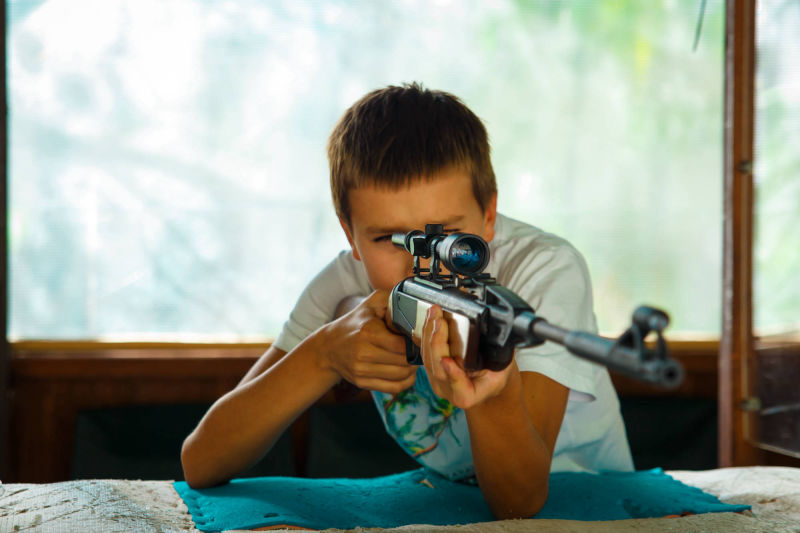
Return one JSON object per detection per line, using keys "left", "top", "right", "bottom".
{"left": 502, "top": 243, "right": 601, "bottom": 400}
{"left": 273, "top": 251, "right": 372, "bottom": 353}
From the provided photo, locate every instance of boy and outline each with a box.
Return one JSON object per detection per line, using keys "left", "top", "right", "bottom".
{"left": 181, "top": 83, "right": 633, "bottom": 519}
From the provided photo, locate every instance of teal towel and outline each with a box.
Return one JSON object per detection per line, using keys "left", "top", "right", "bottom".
{"left": 174, "top": 468, "right": 749, "bottom": 532}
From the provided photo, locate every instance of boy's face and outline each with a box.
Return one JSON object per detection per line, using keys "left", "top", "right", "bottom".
{"left": 340, "top": 167, "right": 497, "bottom": 291}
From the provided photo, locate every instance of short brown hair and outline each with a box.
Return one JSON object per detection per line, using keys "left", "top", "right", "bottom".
{"left": 328, "top": 83, "right": 497, "bottom": 224}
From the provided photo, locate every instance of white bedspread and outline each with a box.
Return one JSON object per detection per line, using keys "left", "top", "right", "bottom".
{"left": 2, "top": 467, "right": 799, "bottom": 532}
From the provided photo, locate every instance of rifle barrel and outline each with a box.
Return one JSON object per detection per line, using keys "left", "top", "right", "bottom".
{"left": 517, "top": 311, "right": 682, "bottom": 388}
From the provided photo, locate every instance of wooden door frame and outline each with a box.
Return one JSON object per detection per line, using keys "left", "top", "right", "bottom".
{"left": 719, "top": 0, "right": 762, "bottom": 467}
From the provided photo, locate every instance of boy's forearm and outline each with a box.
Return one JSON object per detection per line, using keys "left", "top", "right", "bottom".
{"left": 465, "top": 367, "right": 551, "bottom": 520}
{"left": 181, "top": 332, "right": 340, "bottom": 488}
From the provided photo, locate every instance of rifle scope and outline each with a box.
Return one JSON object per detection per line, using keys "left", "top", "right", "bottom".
{"left": 392, "top": 224, "right": 490, "bottom": 277}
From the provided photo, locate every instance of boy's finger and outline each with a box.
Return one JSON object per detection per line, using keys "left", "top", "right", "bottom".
{"left": 363, "top": 289, "right": 391, "bottom": 317}
{"left": 361, "top": 314, "right": 407, "bottom": 355}
{"left": 359, "top": 346, "right": 415, "bottom": 370}
{"left": 355, "top": 360, "right": 417, "bottom": 380}
{"left": 356, "top": 369, "right": 417, "bottom": 393}
{"left": 441, "top": 358, "right": 474, "bottom": 404}
{"left": 362, "top": 378, "right": 416, "bottom": 395}
{"left": 441, "top": 357, "right": 467, "bottom": 383}
{"left": 425, "top": 308, "right": 450, "bottom": 384}
{"left": 419, "top": 309, "right": 436, "bottom": 382}
{"left": 372, "top": 330, "right": 408, "bottom": 355}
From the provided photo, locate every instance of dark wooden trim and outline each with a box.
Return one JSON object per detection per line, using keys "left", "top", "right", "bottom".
{"left": 719, "top": 0, "right": 760, "bottom": 467}
{"left": 8, "top": 339, "right": 721, "bottom": 482}
{"left": 11, "top": 339, "right": 719, "bottom": 395}
{"left": 9, "top": 344, "right": 267, "bottom": 482}
{"left": 611, "top": 341, "right": 718, "bottom": 399}
{"left": 11, "top": 341, "right": 270, "bottom": 379}
{"left": 11, "top": 339, "right": 273, "bottom": 351}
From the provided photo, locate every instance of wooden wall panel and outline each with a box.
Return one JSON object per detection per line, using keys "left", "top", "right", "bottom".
{"left": 9, "top": 343, "right": 263, "bottom": 482}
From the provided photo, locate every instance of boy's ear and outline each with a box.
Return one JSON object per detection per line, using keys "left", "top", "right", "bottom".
{"left": 339, "top": 218, "right": 361, "bottom": 261}
{"left": 482, "top": 194, "right": 498, "bottom": 242}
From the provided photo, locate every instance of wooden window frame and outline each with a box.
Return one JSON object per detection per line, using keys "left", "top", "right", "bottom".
{"left": 719, "top": 0, "right": 757, "bottom": 468}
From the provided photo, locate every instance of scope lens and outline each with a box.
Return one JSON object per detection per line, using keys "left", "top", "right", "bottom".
{"left": 451, "top": 239, "right": 483, "bottom": 271}
{"left": 438, "top": 234, "right": 489, "bottom": 276}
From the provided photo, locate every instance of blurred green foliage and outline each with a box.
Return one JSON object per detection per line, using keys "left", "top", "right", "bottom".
{"left": 6, "top": 0, "right": 744, "bottom": 339}
{"left": 753, "top": 1, "right": 800, "bottom": 335}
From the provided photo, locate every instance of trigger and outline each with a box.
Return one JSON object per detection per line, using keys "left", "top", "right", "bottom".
{"left": 405, "top": 336, "right": 422, "bottom": 365}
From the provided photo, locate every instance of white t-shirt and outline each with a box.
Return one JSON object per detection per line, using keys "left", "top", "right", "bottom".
{"left": 274, "top": 213, "right": 634, "bottom": 478}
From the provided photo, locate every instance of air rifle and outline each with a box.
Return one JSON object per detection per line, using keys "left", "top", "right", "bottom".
{"left": 388, "top": 224, "right": 683, "bottom": 388}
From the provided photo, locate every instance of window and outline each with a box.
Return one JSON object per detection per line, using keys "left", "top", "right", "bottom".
{"left": 753, "top": 0, "right": 800, "bottom": 337}
{"left": 749, "top": 0, "right": 800, "bottom": 458}
{"left": 7, "top": 0, "right": 725, "bottom": 340}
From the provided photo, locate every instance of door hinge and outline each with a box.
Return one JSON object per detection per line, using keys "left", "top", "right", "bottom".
{"left": 739, "top": 397, "right": 761, "bottom": 412}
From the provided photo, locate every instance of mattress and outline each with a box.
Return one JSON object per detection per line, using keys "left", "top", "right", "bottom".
{"left": 2, "top": 467, "right": 798, "bottom": 532}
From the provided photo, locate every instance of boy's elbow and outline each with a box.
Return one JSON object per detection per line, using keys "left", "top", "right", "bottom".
{"left": 180, "top": 463, "right": 205, "bottom": 490}
{"left": 489, "top": 486, "right": 548, "bottom": 521}
{"left": 181, "top": 435, "right": 223, "bottom": 489}
{"left": 180, "top": 438, "right": 203, "bottom": 488}
{"left": 182, "top": 473, "right": 217, "bottom": 490}
{"left": 181, "top": 469, "right": 206, "bottom": 490}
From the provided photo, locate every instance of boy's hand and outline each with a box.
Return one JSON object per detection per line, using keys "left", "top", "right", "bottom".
{"left": 322, "top": 290, "right": 416, "bottom": 394}
{"left": 421, "top": 305, "right": 513, "bottom": 409}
